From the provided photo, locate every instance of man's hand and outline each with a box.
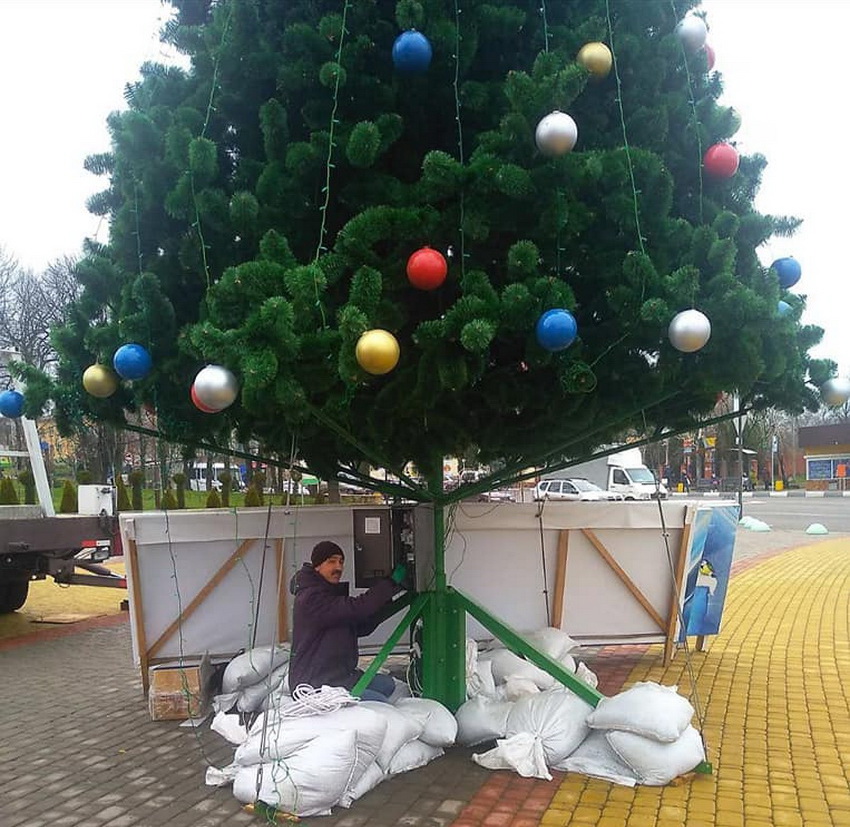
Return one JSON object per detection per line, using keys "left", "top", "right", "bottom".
{"left": 391, "top": 562, "right": 408, "bottom": 585}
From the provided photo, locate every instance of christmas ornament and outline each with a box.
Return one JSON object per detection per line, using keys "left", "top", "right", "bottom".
{"left": 392, "top": 30, "right": 432, "bottom": 73}
{"left": 821, "top": 377, "right": 850, "bottom": 407}
{"left": 82, "top": 364, "right": 119, "bottom": 398}
{"left": 577, "top": 42, "right": 612, "bottom": 78}
{"left": 703, "top": 143, "right": 739, "bottom": 178}
{"left": 536, "top": 309, "right": 578, "bottom": 352}
{"left": 772, "top": 257, "right": 802, "bottom": 289}
{"left": 191, "top": 385, "right": 218, "bottom": 414}
{"left": 704, "top": 43, "right": 716, "bottom": 70}
{"left": 668, "top": 309, "right": 711, "bottom": 353}
{"left": 676, "top": 14, "right": 708, "bottom": 53}
{"left": 192, "top": 365, "right": 239, "bottom": 412}
{"left": 535, "top": 111, "right": 578, "bottom": 156}
{"left": 356, "top": 330, "right": 400, "bottom": 375}
{"left": 0, "top": 389, "right": 24, "bottom": 418}
{"left": 113, "top": 343, "right": 152, "bottom": 381}
{"left": 407, "top": 247, "right": 448, "bottom": 290}
{"left": 777, "top": 300, "right": 793, "bottom": 318}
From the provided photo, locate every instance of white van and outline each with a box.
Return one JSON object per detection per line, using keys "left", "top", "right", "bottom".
{"left": 188, "top": 462, "right": 244, "bottom": 492}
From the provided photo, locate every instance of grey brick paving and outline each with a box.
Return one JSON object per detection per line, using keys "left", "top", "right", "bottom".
{"left": 0, "top": 622, "right": 490, "bottom": 827}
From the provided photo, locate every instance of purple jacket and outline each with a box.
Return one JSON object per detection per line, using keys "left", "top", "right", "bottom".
{"left": 288, "top": 563, "right": 398, "bottom": 692}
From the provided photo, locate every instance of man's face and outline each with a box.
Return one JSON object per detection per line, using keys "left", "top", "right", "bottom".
{"left": 316, "top": 553, "right": 345, "bottom": 584}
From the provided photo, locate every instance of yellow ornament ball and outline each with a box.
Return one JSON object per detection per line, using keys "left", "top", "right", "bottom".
{"left": 577, "top": 42, "right": 613, "bottom": 78}
{"left": 83, "top": 364, "right": 119, "bottom": 398}
{"left": 355, "top": 329, "right": 400, "bottom": 375}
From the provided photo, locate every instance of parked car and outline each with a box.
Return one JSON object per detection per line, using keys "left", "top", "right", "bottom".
{"left": 477, "top": 488, "right": 515, "bottom": 503}
{"left": 533, "top": 477, "right": 624, "bottom": 502}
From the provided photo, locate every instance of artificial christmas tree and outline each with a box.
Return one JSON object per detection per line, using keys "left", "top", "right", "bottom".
{"left": 21, "top": 0, "right": 836, "bottom": 710}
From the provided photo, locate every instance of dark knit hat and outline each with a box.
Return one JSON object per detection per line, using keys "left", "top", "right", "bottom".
{"left": 311, "top": 540, "right": 344, "bottom": 568}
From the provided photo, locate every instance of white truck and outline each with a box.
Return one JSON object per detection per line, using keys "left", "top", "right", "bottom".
{"left": 559, "top": 447, "right": 668, "bottom": 500}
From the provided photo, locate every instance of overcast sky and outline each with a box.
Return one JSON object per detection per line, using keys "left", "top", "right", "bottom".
{"left": 0, "top": 0, "right": 846, "bottom": 375}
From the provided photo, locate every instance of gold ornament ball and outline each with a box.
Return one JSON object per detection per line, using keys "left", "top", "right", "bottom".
{"left": 577, "top": 42, "right": 612, "bottom": 78}
{"left": 83, "top": 364, "right": 119, "bottom": 398}
{"left": 355, "top": 329, "right": 400, "bottom": 375}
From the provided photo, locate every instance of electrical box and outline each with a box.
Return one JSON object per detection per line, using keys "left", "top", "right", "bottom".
{"left": 352, "top": 506, "right": 416, "bottom": 589}
{"left": 78, "top": 485, "right": 115, "bottom": 516}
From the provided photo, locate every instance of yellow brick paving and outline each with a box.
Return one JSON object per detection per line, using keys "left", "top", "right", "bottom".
{"left": 542, "top": 539, "right": 850, "bottom": 827}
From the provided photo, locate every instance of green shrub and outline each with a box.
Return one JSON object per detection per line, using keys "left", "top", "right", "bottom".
{"left": 115, "top": 475, "right": 131, "bottom": 511}
{"left": 218, "top": 471, "right": 232, "bottom": 507}
{"left": 161, "top": 487, "right": 178, "bottom": 510}
{"left": 76, "top": 469, "right": 93, "bottom": 484}
{"left": 18, "top": 470, "right": 36, "bottom": 504}
{"left": 244, "top": 486, "right": 261, "bottom": 507}
{"left": 129, "top": 470, "right": 145, "bottom": 510}
{"left": 173, "top": 473, "right": 186, "bottom": 508}
{"left": 0, "top": 478, "right": 20, "bottom": 505}
{"left": 58, "top": 479, "right": 77, "bottom": 513}
{"left": 205, "top": 487, "right": 222, "bottom": 508}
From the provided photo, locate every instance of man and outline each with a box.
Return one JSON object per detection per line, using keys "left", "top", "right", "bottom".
{"left": 288, "top": 540, "right": 407, "bottom": 701}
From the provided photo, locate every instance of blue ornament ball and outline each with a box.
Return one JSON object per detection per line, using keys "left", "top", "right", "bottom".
{"left": 777, "top": 300, "right": 793, "bottom": 318}
{"left": 392, "top": 30, "right": 433, "bottom": 73}
{"left": 0, "top": 389, "right": 25, "bottom": 419}
{"left": 536, "top": 309, "right": 578, "bottom": 352}
{"left": 113, "top": 343, "right": 152, "bottom": 381}
{"left": 772, "top": 257, "right": 801, "bottom": 289}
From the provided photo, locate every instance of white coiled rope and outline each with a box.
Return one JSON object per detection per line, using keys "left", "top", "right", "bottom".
{"left": 280, "top": 684, "right": 359, "bottom": 718}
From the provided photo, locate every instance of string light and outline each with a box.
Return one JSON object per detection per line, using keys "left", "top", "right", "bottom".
{"left": 452, "top": 0, "right": 467, "bottom": 277}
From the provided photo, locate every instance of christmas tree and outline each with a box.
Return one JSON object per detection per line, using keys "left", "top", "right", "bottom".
{"left": 28, "top": 0, "right": 831, "bottom": 494}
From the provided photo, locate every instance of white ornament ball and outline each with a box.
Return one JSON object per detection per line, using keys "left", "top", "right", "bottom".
{"left": 668, "top": 309, "right": 711, "bottom": 353}
{"left": 535, "top": 111, "right": 578, "bottom": 157}
{"left": 676, "top": 15, "right": 708, "bottom": 53}
{"left": 192, "top": 365, "right": 239, "bottom": 412}
{"left": 821, "top": 377, "right": 850, "bottom": 407}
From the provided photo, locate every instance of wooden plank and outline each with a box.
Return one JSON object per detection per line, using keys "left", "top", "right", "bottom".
{"left": 581, "top": 529, "right": 665, "bottom": 630}
{"left": 664, "top": 516, "right": 692, "bottom": 664}
{"left": 147, "top": 538, "right": 256, "bottom": 659}
{"left": 125, "top": 536, "right": 150, "bottom": 696}
{"left": 551, "top": 530, "right": 569, "bottom": 629}
{"left": 275, "top": 538, "right": 287, "bottom": 642}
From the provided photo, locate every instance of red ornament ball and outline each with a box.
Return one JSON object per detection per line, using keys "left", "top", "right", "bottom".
{"left": 704, "top": 43, "right": 716, "bottom": 71}
{"left": 191, "top": 385, "right": 218, "bottom": 414}
{"left": 406, "top": 247, "right": 447, "bottom": 290}
{"left": 703, "top": 143, "right": 739, "bottom": 178}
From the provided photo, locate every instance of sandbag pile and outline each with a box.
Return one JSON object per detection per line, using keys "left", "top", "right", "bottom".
{"left": 206, "top": 647, "right": 455, "bottom": 817}
{"left": 214, "top": 644, "right": 292, "bottom": 715}
{"left": 460, "top": 630, "right": 704, "bottom": 786}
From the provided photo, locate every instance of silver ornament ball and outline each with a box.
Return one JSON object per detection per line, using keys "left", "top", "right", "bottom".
{"left": 193, "top": 365, "right": 239, "bottom": 411}
{"left": 668, "top": 309, "right": 711, "bottom": 353}
{"left": 676, "top": 15, "right": 708, "bottom": 53}
{"left": 821, "top": 377, "right": 850, "bottom": 407}
{"left": 535, "top": 111, "right": 578, "bottom": 157}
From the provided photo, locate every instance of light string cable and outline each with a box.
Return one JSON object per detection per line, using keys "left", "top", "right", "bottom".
{"left": 670, "top": 0, "right": 705, "bottom": 226}
{"left": 191, "top": 0, "right": 234, "bottom": 289}
{"left": 588, "top": 0, "right": 650, "bottom": 370}
{"left": 533, "top": 493, "right": 552, "bottom": 626}
{"left": 641, "top": 411, "right": 710, "bottom": 758}
{"left": 312, "top": 0, "right": 353, "bottom": 327}
{"left": 452, "top": 0, "right": 467, "bottom": 278}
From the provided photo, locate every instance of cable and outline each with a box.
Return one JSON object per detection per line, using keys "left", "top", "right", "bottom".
{"left": 534, "top": 496, "right": 552, "bottom": 626}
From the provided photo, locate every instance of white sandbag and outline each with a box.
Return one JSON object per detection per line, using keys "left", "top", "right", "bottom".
{"left": 387, "top": 677, "right": 412, "bottom": 704}
{"left": 211, "top": 710, "right": 249, "bottom": 745}
{"left": 338, "top": 760, "right": 386, "bottom": 808}
{"left": 481, "top": 649, "right": 556, "bottom": 690}
{"left": 575, "top": 661, "right": 598, "bottom": 689}
{"left": 552, "top": 731, "right": 637, "bottom": 786}
{"left": 358, "top": 701, "right": 425, "bottom": 770}
{"left": 205, "top": 761, "right": 240, "bottom": 787}
{"left": 222, "top": 644, "right": 291, "bottom": 693}
{"left": 560, "top": 654, "right": 577, "bottom": 673}
{"left": 260, "top": 675, "right": 293, "bottom": 711}
{"left": 455, "top": 695, "right": 514, "bottom": 746}
{"left": 503, "top": 676, "right": 540, "bottom": 701}
{"left": 237, "top": 662, "right": 290, "bottom": 713}
{"left": 232, "top": 729, "right": 357, "bottom": 817}
{"left": 524, "top": 627, "right": 578, "bottom": 661}
{"left": 236, "top": 703, "right": 388, "bottom": 796}
{"left": 212, "top": 691, "right": 239, "bottom": 714}
{"left": 386, "top": 740, "right": 445, "bottom": 775}
{"left": 472, "top": 733, "right": 552, "bottom": 780}
{"left": 506, "top": 688, "right": 592, "bottom": 766}
{"left": 606, "top": 725, "right": 706, "bottom": 785}
{"left": 394, "top": 698, "right": 457, "bottom": 747}
{"left": 585, "top": 682, "right": 694, "bottom": 743}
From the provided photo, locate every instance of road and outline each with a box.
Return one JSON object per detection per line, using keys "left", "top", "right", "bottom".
{"left": 740, "top": 495, "right": 850, "bottom": 532}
